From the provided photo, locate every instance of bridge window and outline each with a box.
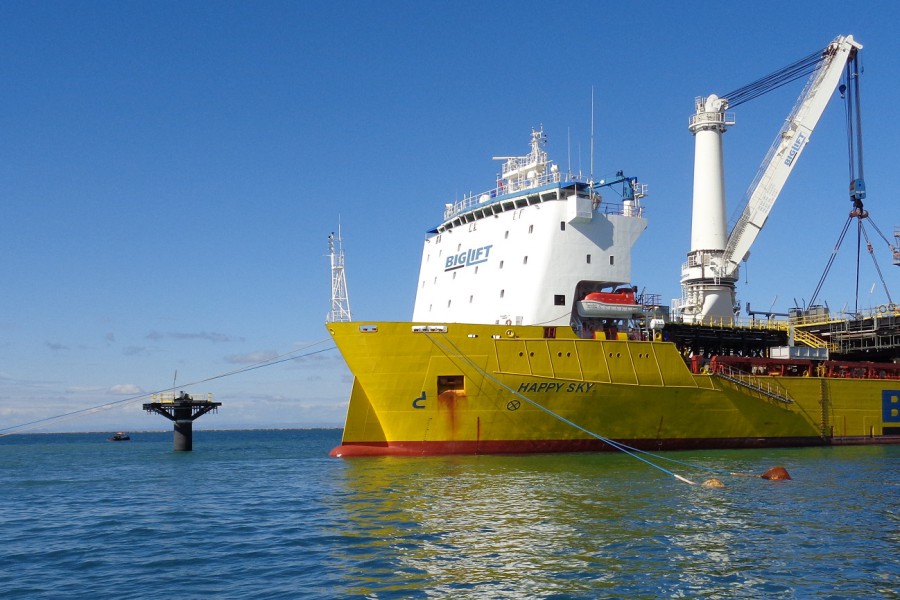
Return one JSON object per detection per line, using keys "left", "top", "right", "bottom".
{"left": 529, "top": 225, "right": 534, "bottom": 233}
{"left": 523, "top": 256, "right": 528, "bottom": 265}
{"left": 500, "top": 289, "right": 505, "bottom": 298}
{"left": 586, "top": 254, "right": 591, "bottom": 264}
{"left": 610, "top": 256, "right": 615, "bottom": 265}
{"left": 554, "top": 295, "right": 565, "bottom": 306}
{"left": 560, "top": 221, "right": 566, "bottom": 231}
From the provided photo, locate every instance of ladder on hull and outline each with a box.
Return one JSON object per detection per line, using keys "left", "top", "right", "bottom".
{"left": 713, "top": 365, "right": 795, "bottom": 404}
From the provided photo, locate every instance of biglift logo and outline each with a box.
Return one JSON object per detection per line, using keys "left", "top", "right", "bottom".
{"left": 883, "top": 390, "right": 900, "bottom": 423}
{"left": 445, "top": 245, "right": 493, "bottom": 271}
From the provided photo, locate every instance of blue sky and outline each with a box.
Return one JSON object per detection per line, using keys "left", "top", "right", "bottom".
{"left": 2, "top": 1, "right": 899, "bottom": 433}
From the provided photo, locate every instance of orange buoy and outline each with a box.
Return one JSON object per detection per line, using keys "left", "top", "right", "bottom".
{"left": 760, "top": 466, "right": 792, "bottom": 480}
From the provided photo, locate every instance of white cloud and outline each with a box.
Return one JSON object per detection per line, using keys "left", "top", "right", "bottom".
{"left": 224, "top": 350, "right": 279, "bottom": 364}
{"left": 109, "top": 384, "right": 143, "bottom": 395}
{"left": 146, "top": 331, "right": 245, "bottom": 343}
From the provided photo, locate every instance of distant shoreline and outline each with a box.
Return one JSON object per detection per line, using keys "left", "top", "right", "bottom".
{"left": 1, "top": 427, "right": 344, "bottom": 436}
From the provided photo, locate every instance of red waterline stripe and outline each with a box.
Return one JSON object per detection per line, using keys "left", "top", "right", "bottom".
{"left": 329, "top": 436, "right": 834, "bottom": 457}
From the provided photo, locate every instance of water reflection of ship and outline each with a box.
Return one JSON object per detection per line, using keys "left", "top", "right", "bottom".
{"left": 331, "top": 453, "right": 765, "bottom": 596}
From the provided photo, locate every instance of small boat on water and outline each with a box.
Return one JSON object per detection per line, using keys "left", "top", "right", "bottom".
{"left": 108, "top": 432, "right": 130, "bottom": 441}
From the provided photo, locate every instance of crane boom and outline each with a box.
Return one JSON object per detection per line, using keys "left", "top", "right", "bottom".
{"left": 674, "top": 35, "right": 862, "bottom": 324}
{"left": 720, "top": 35, "right": 862, "bottom": 277}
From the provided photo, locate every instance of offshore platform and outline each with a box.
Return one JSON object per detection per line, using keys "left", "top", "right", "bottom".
{"left": 143, "top": 392, "right": 221, "bottom": 451}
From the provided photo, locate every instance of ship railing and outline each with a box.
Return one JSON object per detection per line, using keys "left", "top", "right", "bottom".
{"left": 443, "top": 178, "right": 644, "bottom": 221}
{"left": 444, "top": 170, "right": 572, "bottom": 219}
{"left": 150, "top": 392, "right": 216, "bottom": 404}
{"left": 712, "top": 364, "right": 794, "bottom": 404}
{"left": 598, "top": 202, "right": 644, "bottom": 218}
{"left": 790, "top": 304, "right": 900, "bottom": 327}
{"left": 668, "top": 311, "right": 791, "bottom": 331}
{"left": 791, "top": 327, "right": 836, "bottom": 352}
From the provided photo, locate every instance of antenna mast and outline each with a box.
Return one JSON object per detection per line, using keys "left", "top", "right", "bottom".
{"left": 590, "top": 86, "right": 595, "bottom": 181}
{"left": 327, "top": 226, "right": 352, "bottom": 323}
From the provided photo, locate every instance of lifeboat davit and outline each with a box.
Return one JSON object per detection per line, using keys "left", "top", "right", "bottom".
{"left": 576, "top": 288, "right": 645, "bottom": 319}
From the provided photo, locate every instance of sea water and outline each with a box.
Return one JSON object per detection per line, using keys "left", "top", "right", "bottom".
{"left": 1, "top": 429, "right": 897, "bottom": 599}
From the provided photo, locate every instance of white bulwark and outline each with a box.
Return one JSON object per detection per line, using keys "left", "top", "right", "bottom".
{"left": 412, "top": 129, "right": 648, "bottom": 327}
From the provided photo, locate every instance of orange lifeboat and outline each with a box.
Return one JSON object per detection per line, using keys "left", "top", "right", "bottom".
{"left": 576, "top": 287, "right": 645, "bottom": 318}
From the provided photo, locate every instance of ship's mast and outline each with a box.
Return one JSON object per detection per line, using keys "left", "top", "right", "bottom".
{"left": 327, "top": 227, "right": 352, "bottom": 323}
{"left": 679, "top": 94, "right": 736, "bottom": 323}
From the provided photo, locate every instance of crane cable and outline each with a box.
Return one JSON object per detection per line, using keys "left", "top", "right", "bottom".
{"left": 0, "top": 339, "right": 336, "bottom": 437}
{"left": 721, "top": 48, "right": 825, "bottom": 108}
{"left": 859, "top": 223, "right": 894, "bottom": 306}
{"left": 809, "top": 216, "right": 854, "bottom": 307}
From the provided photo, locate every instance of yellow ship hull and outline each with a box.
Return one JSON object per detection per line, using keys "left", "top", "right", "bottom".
{"left": 328, "top": 322, "right": 900, "bottom": 456}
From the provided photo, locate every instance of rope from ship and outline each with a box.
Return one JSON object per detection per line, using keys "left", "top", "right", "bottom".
{"left": 426, "top": 332, "right": 790, "bottom": 485}
{"left": 424, "top": 332, "right": 699, "bottom": 484}
{"left": 0, "top": 339, "right": 337, "bottom": 436}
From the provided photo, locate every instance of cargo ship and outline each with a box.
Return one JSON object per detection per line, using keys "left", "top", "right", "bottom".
{"left": 328, "top": 35, "right": 900, "bottom": 457}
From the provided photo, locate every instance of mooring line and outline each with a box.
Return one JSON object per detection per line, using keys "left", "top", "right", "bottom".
{"left": 424, "top": 332, "right": 699, "bottom": 484}
{"left": 429, "top": 332, "right": 788, "bottom": 483}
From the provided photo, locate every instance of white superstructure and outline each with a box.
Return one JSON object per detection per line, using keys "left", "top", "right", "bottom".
{"left": 412, "top": 129, "right": 648, "bottom": 327}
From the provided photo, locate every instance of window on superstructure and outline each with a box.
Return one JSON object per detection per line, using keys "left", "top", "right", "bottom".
{"left": 469, "top": 295, "right": 473, "bottom": 303}
{"left": 434, "top": 277, "right": 437, "bottom": 284}
{"left": 610, "top": 256, "right": 615, "bottom": 265}
{"left": 448, "top": 300, "right": 451, "bottom": 308}
{"left": 505, "top": 231, "right": 509, "bottom": 239}
{"left": 587, "top": 254, "right": 592, "bottom": 264}
{"left": 523, "top": 256, "right": 528, "bottom": 265}
{"left": 452, "top": 272, "right": 456, "bottom": 279}
{"left": 529, "top": 225, "right": 534, "bottom": 234}
{"left": 500, "top": 289, "right": 505, "bottom": 298}
{"left": 554, "top": 295, "right": 565, "bottom": 306}
{"left": 475, "top": 266, "right": 479, "bottom": 274}
{"left": 457, "top": 243, "right": 462, "bottom": 251}
{"left": 560, "top": 221, "right": 566, "bottom": 231}
{"left": 499, "top": 260, "right": 504, "bottom": 269}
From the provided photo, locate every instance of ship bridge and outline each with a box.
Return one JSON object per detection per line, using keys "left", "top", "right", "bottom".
{"left": 413, "top": 128, "right": 649, "bottom": 328}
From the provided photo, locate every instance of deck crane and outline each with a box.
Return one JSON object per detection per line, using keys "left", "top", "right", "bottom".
{"left": 674, "top": 35, "right": 862, "bottom": 324}
{"left": 806, "top": 53, "right": 898, "bottom": 313}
